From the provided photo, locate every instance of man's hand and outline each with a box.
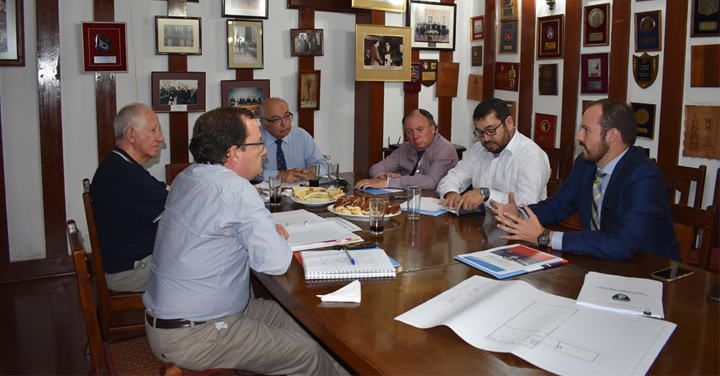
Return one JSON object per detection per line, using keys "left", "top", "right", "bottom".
{"left": 276, "top": 224, "right": 289, "bottom": 240}
{"left": 489, "top": 192, "right": 521, "bottom": 220}
{"left": 454, "top": 189, "right": 485, "bottom": 213}
{"left": 495, "top": 204, "right": 545, "bottom": 245}
{"left": 376, "top": 172, "right": 400, "bottom": 179}
{"left": 355, "top": 178, "right": 387, "bottom": 189}
{"left": 438, "top": 191, "right": 461, "bottom": 210}
{"left": 277, "top": 168, "right": 307, "bottom": 183}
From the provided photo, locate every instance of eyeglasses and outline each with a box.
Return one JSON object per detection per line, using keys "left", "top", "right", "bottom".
{"left": 263, "top": 113, "right": 294, "bottom": 125}
{"left": 238, "top": 138, "right": 265, "bottom": 152}
{"left": 473, "top": 119, "right": 505, "bottom": 138}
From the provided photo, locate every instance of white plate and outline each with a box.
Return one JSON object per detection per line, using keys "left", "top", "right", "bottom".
{"left": 327, "top": 204, "right": 402, "bottom": 219}
{"left": 291, "top": 195, "right": 338, "bottom": 206}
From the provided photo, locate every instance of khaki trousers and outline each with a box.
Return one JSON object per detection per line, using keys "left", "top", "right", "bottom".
{"left": 105, "top": 254, "right": 152, "bottom": 292}
{"left": 145, "top": 298, "right": 346, "bottom": 376}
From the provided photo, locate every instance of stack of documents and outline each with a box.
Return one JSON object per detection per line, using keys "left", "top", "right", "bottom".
{"left": 576, "top": 271, "right": 665, "bottom": 319}
{"left": 399, "top": 197, "right": 449, "bottom": 216}
{"left": 271, "top": 210, "right": 363, "bottom": 251}
{"left": 455, "top": 244, "right": 567, "bottom": 279}
{"left": 300, "top": 248, "right": 397, "bottom": 280}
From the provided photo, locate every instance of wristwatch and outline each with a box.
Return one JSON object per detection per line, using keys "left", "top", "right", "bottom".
{"left": 537, "top": 228, "right": 551, "bottom": 247}
{"left": 479, "top": 187, "right": 490, "bottom": 202}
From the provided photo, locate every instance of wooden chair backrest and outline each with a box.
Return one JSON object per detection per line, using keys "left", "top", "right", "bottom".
{"left": 82, "top": 178, "right": 110, "bottom": 297}
{"left": 655, "top": 162, "right": 707, "bottom": 208}
{"left": 165, "top": 163, "right": 192, "bottom": 185}
{"left": 669, "top": 204, "right": 716, "bottom": 270}
{"left": 68, "top": 220, "right": 110, "bottom": 375}
{"left": 540, "top": 146, "right": 572, "bottom": 197}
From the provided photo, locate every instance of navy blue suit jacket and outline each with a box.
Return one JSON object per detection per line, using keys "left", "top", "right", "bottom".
{"left": 529, "top": 146, "right": 681, "bottom": 261}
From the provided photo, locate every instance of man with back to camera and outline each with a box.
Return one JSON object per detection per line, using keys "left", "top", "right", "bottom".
{"left": 258, "top": 97, "right": 326, "bottom": 183}
{"left": 437, "top": 98, "right": 550, "bottom": 214}
{"left": 492, "top": 98, "right": 681, "bottom": 261}
{"left": 90, "top": 103, "right": 168, "bottom": 292}
{"left": 355, "top": 109, "right": 458, "bottom": 191}
{"left": 143, "top": 107, "right": 347, "bottom": 375}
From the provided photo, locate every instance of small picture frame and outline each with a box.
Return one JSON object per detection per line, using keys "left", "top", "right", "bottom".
{"left": 351, "top": 0, "right": 406, "bottom": 13}
{"left": 500, "top": 0, "right": 519, "bottom": 20}
{"left": 291, "top": 29, "right": 324, "bottom": 56}
{"left": 151, "top": 71, "right": 206, "bottom": 112}
{"left": 498, "top": 19, "right": 518, "bottom": 54}
{"left": 407, "top": 0, "right": 457, "bottom": 51}
{"left": 221, "top": 79, "right": 270, "bottom": 116}
{"left": 222, "top": 0, "right": 268, "bottom": 19}
{"left": 81, "top": 22, "right": 127, "bottom": 73}
{"left": 471, "top": 46, "right": 482, "bottom": 67}
{"left": 631, "top": 102, "right": 656, "bottom": 140}
{"left": 155, "top": 16, "right": 202, "bottom": 55}
{"left": 0, "top": 0, "right": 25, "bottom": 66}
{"left": 227, "top": 20, "right": 264, "bottom": 69}
{"left": 355, "top": 24, "right": 412, "bottom": 82}
{"left": 584, "top": 3, "right": 610, "bottom": 47}
{"left": 536, "top": 15, "right": 563, "bottom": 59}
{"left": 534, "top": 113, "right": 557, "bottom": 148}
{"left": 298, "top": 70, "right": 321, "bottom": 111}
{"left": 581, "top": 53, "right": 609, "bottom": 94}
{"left": 471, "top": 16, "right": 484, "bottom": 41}
{"left": 635, "top": 10, "right": 662, "bottom": 52}
{"left": 691, "top": 0, "right": 720, "bottom": 37}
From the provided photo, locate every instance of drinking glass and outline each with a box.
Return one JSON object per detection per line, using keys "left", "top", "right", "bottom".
{"left": 269, "top": 175, "right": 282, "bottom": 206}
{"left": 369, "top": 198, "right": 386, "bottom": 236}
{"left": 407, "top": 186, "right": 422, "bottom": 220}
{"left": 329, "top": 162, "right": 340, "bottom": 182}
{"left": 308, "top": 164, "right": 320, "bottom": 187}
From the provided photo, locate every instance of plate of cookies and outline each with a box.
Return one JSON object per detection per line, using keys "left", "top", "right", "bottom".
{"left": 327, "top": 196, "right": 402, "bottom": 219}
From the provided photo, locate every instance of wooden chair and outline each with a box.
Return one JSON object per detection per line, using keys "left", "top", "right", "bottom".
{"left": 165, "top": 163, "right": 192, "bottom": 185}
{"left": 541, "top": 146, "right": 571, "bottom": 197}
{"left": 654, "top": 162, "right": 707, "bottom": 208}
{"left": 68, "top": 221, "right": 231, "bottom": 376}
{"left": 710, "top": 167, "right": 720, "bottom": 272}
{"left": 82, "top": 178, "right": 145, "bottom": 342}
{"left": 669, "top": 204, "right": 716, "bottom": 270}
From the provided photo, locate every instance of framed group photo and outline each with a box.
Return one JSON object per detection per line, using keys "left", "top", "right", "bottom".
{"left": 407, "top": 0, "right": 457, "bottom": 51}
{"left": 0, "top": 0, "right": 25, "bottom": 66}
{"left": 156, "top": 16, "right": 202, "bottom": 55}
{"left": 151, "top": 72, "right": 206, "bottom": 112}
{"left": 81, "top": 22, "right": 127, "bottom": 72}
{"left": 227, "top": 20, "right": 264, "bottom": 69}
{"left": 221, "top": 79, "right": 269, "bottom": 116}
{"left": 298, "top": 70, "right": 321, "bottom": 111}
{"left": 351, "top": 0, "right": 406, "bottom": 13}
{"left": 291, "top": 29, "right": 323, "bottom": 56}
{"left": 222, "top": 0, "right": 268, "bottom": 19}
{"left": 355, "top": 24, "right": 412, "bottom": 82}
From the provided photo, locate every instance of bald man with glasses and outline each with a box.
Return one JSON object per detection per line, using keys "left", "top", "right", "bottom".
{"left": 257, "top": 98, "right": 326, "bottom": 183}
{"left": 438, "top": 98, "right": 550, "bottom": 214}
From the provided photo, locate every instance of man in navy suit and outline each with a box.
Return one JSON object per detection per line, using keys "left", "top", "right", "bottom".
{"left": 492, "top": 98, "right": 681, "bottom": 261}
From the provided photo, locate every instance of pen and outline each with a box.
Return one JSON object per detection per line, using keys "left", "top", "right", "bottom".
{"left": 540, "top": 261, "right": 565, "bottom": 269}
{"left": 343, "top": 249, "right": 355, "bottom": 265}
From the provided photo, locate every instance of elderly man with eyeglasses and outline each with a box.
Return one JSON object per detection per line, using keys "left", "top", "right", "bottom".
{"left": 257, "top": 98, "right": 327, "bottom": 183}
{"left": 438, "top": 98, "right": 550, "bottom": 214}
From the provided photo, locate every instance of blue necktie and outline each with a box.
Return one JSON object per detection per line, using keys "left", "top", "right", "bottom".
{"left": 410, "top": 151, "right": 425, "bottom": 176}
{"left": 276, "top": 139, "right": 287, "bottom": 172}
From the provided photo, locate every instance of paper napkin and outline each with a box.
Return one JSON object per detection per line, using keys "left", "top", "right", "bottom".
{"left": 317, "top": 280, "right": 361, "bottom": 303}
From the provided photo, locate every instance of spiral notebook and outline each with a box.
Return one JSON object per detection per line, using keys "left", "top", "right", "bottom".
{"left": 300, "top": 248, "right": 397, "bottom": 280}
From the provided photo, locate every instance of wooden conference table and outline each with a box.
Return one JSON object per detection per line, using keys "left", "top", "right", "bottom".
{"left": 253, "top": 172, "right": 720, "bottom": 375}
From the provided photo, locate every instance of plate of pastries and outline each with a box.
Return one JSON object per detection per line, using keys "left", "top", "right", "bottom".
{"left": 327, "top": 195, "right": 402, "bottom": 219}
{"left": 290, "top": 186, "right": 345, "bottom": 205}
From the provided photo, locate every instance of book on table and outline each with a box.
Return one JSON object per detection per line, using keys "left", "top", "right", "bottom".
{"left": 455, "top": 244, "right": 567, "bottom": 279}
{"left": 300, "top": 247, "right": 397, "bottom": 280}
{"left": 270, "top": 209, "right": 363, "bottom": 251}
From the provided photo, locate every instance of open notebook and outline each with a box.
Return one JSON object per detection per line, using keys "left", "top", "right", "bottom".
{"left": 300, "top": 248, "right": 397, "bottom": 280}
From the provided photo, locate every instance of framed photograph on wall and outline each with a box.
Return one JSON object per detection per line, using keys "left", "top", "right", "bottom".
{"left": 151, "top": 72, "right": 206, "bottom": 112}
{"left": 298, "top": 70, "right": 320, "bottom": 111}
{"left": 291, "top": 29, "right": 324, "bottom": 56}
{"left": 498, "top": 19, "right": 518, "bottom": 54}
{"left": 0, "top": 0, "right": 25, "bottom": 66}
{"left": 584, "top": 3, "right": 610, "bottom": 46}
{"left": 407, "top": 1, "right": 457, "bottom": 51}
{"left": 691, "top": 0, "right": 720, "bottom": 37}
{"left": 221, "top": 79, "right": 269, "bottom": 116}
{"left": 355, "top": 24, "right": 412, "bottom": 82}
{"left": 156, "top": 17, "right": 202, "bottom": 55}
{"left": 352, "top": 0, "right": 406, "bottom": 13}
{"left": 471, "top": 16, "right": 484, "bottom": 41}
{"left": 222, "top": 0, "right": 268, "bottom": 19}
{"left": 81, "top": 22, "right": 127, "bottom": 72}
{"left": 227, "top": 20, "right": 264, "bottom": 69}
{"left": 581, "top": 53, "right": 608, "bottom": 94}
{"left": 635, "top": 10, "right": 662, "bottom": 52}
{"left": 536, "top": 14, "right": 563, "bottom": 59}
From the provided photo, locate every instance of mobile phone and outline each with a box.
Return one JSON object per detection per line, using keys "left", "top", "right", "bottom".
{"left": 651, "top": 266, "right": 694, "bottom": 282}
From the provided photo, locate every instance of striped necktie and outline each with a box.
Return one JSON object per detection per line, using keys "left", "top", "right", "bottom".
{"left": 276, "top": 139, "right": 287, "bottom": 172}
{"left": 590, "top": 170, "right": 607, "bottom": 231}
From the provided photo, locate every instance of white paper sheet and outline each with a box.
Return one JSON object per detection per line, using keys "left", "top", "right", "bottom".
{"left": 576, "top": 271, "right": 665, "bottom": 318}
{"left": 396, "top": 275, "right": 676, "bottom": 376}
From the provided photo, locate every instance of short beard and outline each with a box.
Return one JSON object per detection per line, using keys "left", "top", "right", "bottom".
{"left": 579, "top": 139, "right": 609, "bottom": 165}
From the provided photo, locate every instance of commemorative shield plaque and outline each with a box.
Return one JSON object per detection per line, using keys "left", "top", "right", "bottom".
{"left": 420, "top": 59, "right": 438, "bottom": 87}
{"left": 633, "top": 52, "right": 659, "bottom": 89}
